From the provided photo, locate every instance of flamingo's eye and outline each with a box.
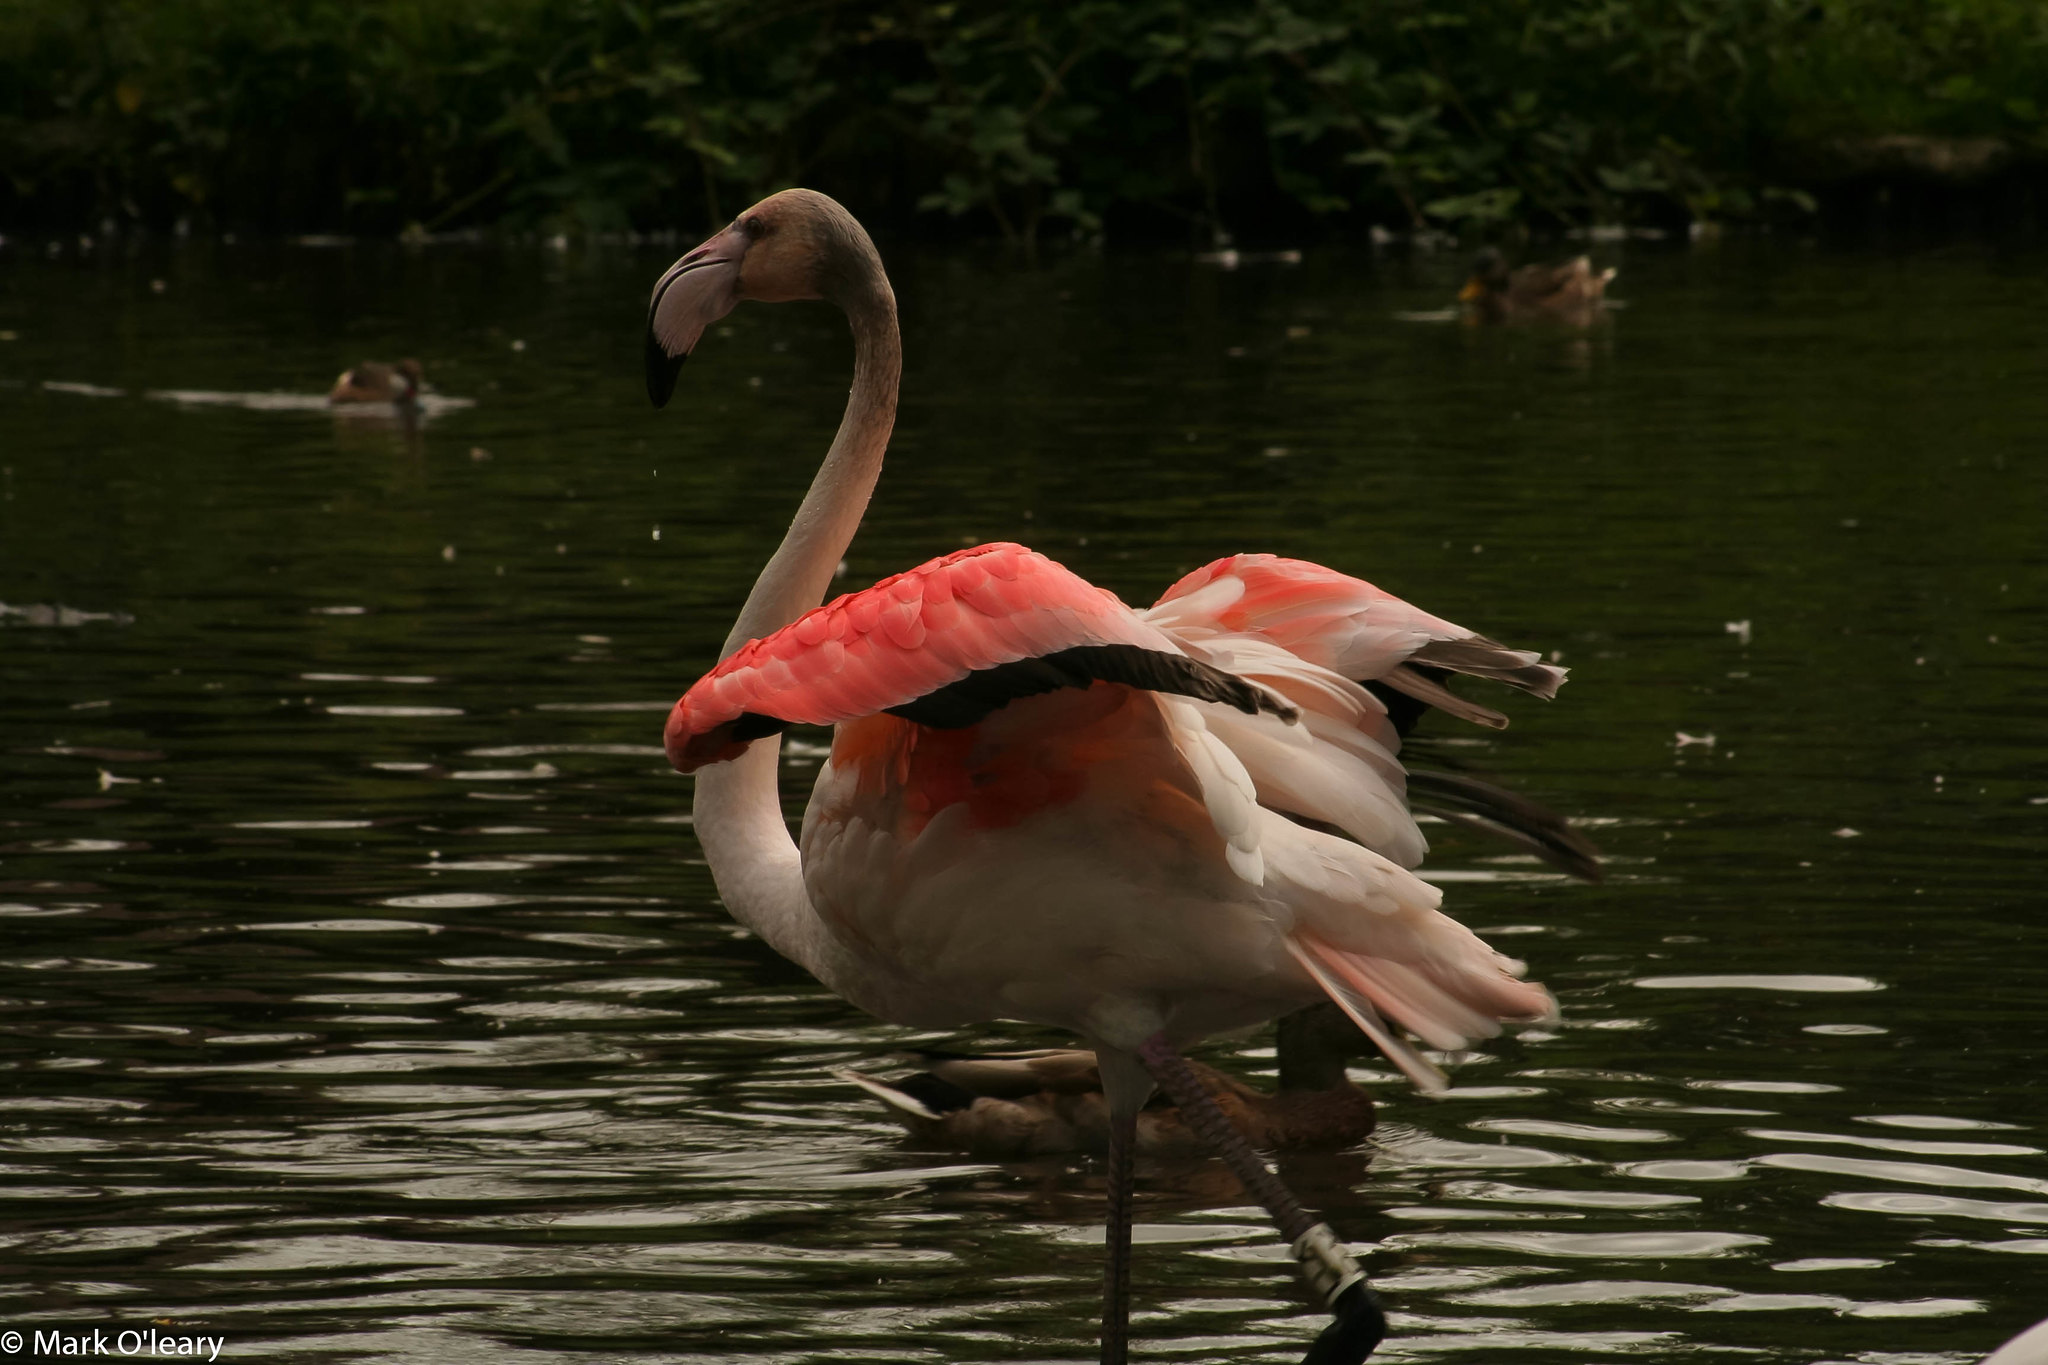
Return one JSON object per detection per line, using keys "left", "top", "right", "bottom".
{"left": 743, "top": 215, "right": 768, "bottom": 238}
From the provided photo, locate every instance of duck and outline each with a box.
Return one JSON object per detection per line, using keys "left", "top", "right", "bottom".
{"left": 327, "top": 358, "right": 423, "bottom": 405}
{"left": 1459, "top": 248, "right": 1615, "bottom": 323}
{"left": 841, "top": 1001, "right": 1380, "bottom": 1159}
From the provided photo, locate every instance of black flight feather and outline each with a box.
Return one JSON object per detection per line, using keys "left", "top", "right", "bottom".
{"left": 718, "top": 646, "right": 1292, "bottom": 748}
{"left": 887, "top": 644, "right": 1293, "bottom": 729}
{"left": 1406, "top": 768, "right": 1603, "bottom": 883}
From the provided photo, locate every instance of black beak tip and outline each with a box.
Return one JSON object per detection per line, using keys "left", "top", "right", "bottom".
{"left": 645, "top": 330, "right": 686, "bottom": 409}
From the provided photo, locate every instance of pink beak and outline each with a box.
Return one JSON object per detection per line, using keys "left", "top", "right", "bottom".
{"left": 645, "top": 222, "right": 748, "bottom": 407}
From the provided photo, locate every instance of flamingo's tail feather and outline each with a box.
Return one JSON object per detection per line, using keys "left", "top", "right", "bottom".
{"left": 1287, "top": 939, "right": 1448, "bottom": 1094}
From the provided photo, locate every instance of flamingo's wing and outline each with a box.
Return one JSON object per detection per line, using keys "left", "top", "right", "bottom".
{"left": 667, "top": 543, "right": 1294, "bottom": 773}
{"left": 1146, "top": 553, "right": 1564, "bottom": 726}
{"left": 1145, "top": 556, "right": 1573, "bottom": 1074}
{"left": 1173, "top": 633, "right": 1424, "bottom": 865}
{"left": 1143, "top": 555, "right": 1563, "bottom": 866}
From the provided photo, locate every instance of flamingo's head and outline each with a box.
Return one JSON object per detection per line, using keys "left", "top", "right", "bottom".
{"left": 645, "top": 189, "right": 888, "bottom": 408}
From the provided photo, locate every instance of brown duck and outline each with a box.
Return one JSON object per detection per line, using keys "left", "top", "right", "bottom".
{"left": 1459, "top": 248, "right": 1615, "bottom": 323}
{"left": 328, "top": 358, "right": 423, "bottom": 405}
{"left": 842, "top": 1002, "right": 1379, "bottom": 1159}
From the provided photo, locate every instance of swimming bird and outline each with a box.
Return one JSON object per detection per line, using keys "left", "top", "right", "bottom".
{"left": 845, "top": 1002, "right": 1381, "bottom": 1160}
{"left": 327, "top": 358, "right": 423, "bottom": 405}
{"left": 648, "top": 188, "right": 1570, "bottom": 1363}
{"left": 1459, "top": 248, "right": 1614, "bottom": 323}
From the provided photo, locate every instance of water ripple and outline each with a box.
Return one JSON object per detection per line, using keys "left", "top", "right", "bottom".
{"left": 7, "top": 239, "right": 2046, "bottom": 1365}
{"left": 1386, "top": 1231, "right": 1770, "bottom": 1259}
{"left": 1744, "top": 1127, "right": 2042, "bottom": 1159}
{"left": 1757, "top": 1151, "right": 2048, "bottom": 1195}
{"left": 1825, "top": 1191, "right": 2048, "bottom": 1224}
{"left": 1466, "top": 1118, "right": 1676, "bottom": 1144}
{"left": 1634, "top": 974, "right": 1886, "bottom": 993}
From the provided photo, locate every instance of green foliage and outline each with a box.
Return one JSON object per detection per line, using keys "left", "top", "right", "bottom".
{"left": 2, "top": 0, "right": 2044, "bottom": 240}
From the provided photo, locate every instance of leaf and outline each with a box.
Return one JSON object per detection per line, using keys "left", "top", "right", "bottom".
{"left": 1422, "top": 187, "right": 1522, "bottom": 223}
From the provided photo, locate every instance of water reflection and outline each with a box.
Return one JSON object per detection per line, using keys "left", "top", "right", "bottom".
{"left": 1, "top": 234, "right": 2044, "bottom": 1361}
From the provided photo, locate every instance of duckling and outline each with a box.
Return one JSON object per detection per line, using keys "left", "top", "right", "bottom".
{"left": 841, "top": 1002, "right": 1378, "bottom": 1159}
{"left": 328, "top": 358, "right": 424, "bottom": 405}
{"left": 1459, "top": 248, "right": 1614, "bottom": 323}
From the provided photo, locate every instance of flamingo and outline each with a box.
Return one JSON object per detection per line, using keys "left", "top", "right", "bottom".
{"left": 648, "top": 189, "right": 1570, "bottom": 1363}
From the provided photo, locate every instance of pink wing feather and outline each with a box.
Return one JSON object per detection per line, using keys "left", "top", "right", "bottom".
{"left": 1149, "top": 553, "right": 1564, "bottom": 705}
{"left": 667, "top": 543, "right": 1174, "bottom": 772}
{"left": 1152, "top": 554, "right": 1472, "bottom": 676}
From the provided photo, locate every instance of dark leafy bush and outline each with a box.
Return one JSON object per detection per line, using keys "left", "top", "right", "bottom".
{"left": 3, "top": 0, "right": 2043, "bottom": 240}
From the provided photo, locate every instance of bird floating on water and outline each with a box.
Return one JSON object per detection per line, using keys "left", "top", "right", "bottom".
{"left": 327, "top": 358, "right": 423, "bottom": 405}
{"left": 845, "top": 1002, "right": 1382, "bottom": 1160}
{"left": 1459, "top": 248, "right": 1615, "bottom": 323}
{"left": 647, "top": 188, "right": 1578, "bottom": 1364}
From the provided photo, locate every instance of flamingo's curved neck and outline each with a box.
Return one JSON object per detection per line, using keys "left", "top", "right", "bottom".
{"left": 691, "top": 278, "right": 901, "bottom": 1003}
{"left": 721, "top": 297, "right": 899, "bottom": 652}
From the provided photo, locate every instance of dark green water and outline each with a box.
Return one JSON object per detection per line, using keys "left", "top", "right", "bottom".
{"left": 2, "top": 231, "right": 2044, "bottom": 1363}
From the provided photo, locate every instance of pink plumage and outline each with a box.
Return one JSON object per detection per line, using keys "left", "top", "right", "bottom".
{"left": 1158, "top": 553, "right": 1411, "bottom": 616}
{"left": 1151, "top": 552, "right": 1564, "bottom": 705}
{"left": 666, "top": 542, "right": 1166, "bottom": 772}
{"left": 1154, "top": 554, "right": 1468, "bottom": 675}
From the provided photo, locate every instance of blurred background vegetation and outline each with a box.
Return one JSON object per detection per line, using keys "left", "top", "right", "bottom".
{"left": 4, "top": 0, "right": 2044, "bottom": 244}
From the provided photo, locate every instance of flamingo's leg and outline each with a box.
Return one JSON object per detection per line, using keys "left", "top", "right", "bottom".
{"left": 1100, "top": 1094, "right": 1136, "bottom": 1365}
{"left": 1095, "top": 1051, "right": 1153, "bottom": 1365}
{"left": 1134, "top": 1032, "right": 1386, "bottom": 1363}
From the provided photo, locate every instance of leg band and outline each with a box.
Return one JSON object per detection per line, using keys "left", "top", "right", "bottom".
{"left": 1291, "top": 1222, "right": 1367, "bottom": 1309}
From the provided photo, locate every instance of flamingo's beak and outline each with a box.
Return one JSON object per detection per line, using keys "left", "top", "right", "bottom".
{"left": 646, "top": 222, "right": 750, "bottom": 408}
